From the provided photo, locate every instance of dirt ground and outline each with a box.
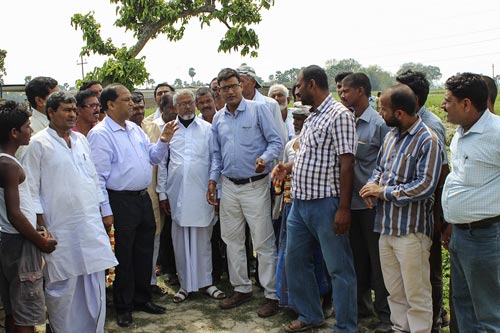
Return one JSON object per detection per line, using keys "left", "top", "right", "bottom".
{"left": 101, "top": 276, "right": 380, "bottom": 333}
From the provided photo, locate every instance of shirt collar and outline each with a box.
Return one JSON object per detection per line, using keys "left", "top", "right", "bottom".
{"left": 358, "top": 105, "right": 378, "bottom": 124}
{"left": 223, "top": 98, "right": 247, "bottom": 116}
{"left": 315, "top": 94, "right": 335, "bottom": 114}
{"left": 104, "top": 116, "right": 132, "bottom": 132}
{"left": 459, "top": 110, "right": 489, "bottom": 136}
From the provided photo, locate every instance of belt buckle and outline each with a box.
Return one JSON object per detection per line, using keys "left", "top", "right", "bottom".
{"left": 139, "top": 189, "right": 147, "bottom": 196}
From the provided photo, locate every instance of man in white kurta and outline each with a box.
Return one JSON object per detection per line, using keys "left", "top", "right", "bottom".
{"left": 158, "top": 90, "right": 218, "bottom": 300}
{"left": 21, "top": 91, "right": 117, "bottom": 333}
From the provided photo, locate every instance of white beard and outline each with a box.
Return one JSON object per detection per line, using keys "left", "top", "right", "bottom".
{"left": 180, "top": 113, "right": 195, "bottom": 121}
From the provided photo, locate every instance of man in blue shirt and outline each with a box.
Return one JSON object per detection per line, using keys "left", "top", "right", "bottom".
{"left": 441, "top": 73, "right": 500, "bottom": 333}
{"left": 88, "top": 83, "right": 178, "bottom": 327}
{"left": 207, "top": 68, "right": 282, "bottom": 317}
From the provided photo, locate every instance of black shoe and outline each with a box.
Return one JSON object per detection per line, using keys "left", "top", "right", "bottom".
{"left": 134, "top": 301, "right": 166, "bottom": 314}
{"left": 116, "top": 311, "right": 133, "bottom": 327}
{"left": 151, "top": 284, "right": 168, "bottom": 295}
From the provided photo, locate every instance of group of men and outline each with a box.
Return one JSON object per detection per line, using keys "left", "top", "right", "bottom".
{"left": 0, "top": 64, "right": 498, "bottom": 333}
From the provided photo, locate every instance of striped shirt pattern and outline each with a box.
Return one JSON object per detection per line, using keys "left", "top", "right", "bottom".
{"left": 369, "top": 117, "right": 442, "bottom": 237}
{"left": 292, "top": 95, "right": 356, "bottom": 200}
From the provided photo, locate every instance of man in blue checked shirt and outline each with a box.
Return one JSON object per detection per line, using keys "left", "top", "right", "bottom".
{"left": 360, "top": 84, "right": 443, "bottom": 333}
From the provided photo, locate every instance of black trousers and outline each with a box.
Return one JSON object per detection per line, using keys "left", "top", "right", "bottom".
{"left": 430, "top": 229, "right": 444, "bottom": 328}
{"left": 158, "top": 213, "right": 176, "bottom": 275}
{"left": 349, "top": 208, "right": 390, "bottom": 323}
{"left": 109, "top": 191, "right": 156, "bottom": 313}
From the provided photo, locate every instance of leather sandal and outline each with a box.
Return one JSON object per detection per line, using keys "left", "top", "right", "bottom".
{"left": 173, "top": 288, "right": 188, "bottom": 303}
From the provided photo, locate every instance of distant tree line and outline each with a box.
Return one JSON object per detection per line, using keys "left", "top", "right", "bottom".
{"left": 265, "top": 58, "right": 446, "bottom": 92}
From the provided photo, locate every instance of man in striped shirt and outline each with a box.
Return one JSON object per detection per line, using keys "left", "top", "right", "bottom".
{"left": 272, "top": 65, "right": 358, "bottom": 333}
{"left": 360, "top": 84, "right": 442, "bottom": 333}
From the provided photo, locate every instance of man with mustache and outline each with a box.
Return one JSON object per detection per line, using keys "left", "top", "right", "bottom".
{"left": 268, "top": 84, "right": 295, "bottom": 141}
{"left": 208, "top": 68, "right": 282, "bottom": 317}
{"left": 73, "top": 89, "right": 101, "bottom": 136}
{"left": 21, "top": 91, "right": 117, "bottom": 332}
{"left": 196, "top": 86, "right": 217, "bottom": 124}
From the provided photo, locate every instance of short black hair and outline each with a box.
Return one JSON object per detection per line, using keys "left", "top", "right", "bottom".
{"left": 154, "top": 82, "right": 175, "bottom": 97}
{"left": 335, "top": 71, "right": 353, "bottom": 84}
{"left": 160, "top": 92, "right": 174, "bottom": 109}
{"left": 445, "top": 73, "right": 488, "bottom": 112}
{"left": 79, "top": 80, "right": 101, "bottom": 91}
{"left": 100, "top": 83, "right": 124, "bottom": 112}
{"left": 0, "top": 100, "right": 31, "bottom": 144}
{"left": 75, "top": 89, "right": 99, "bottom": 107}
{"left": 45, "top": 91, "right": 76, "bottom": 121}
{"left": 342, "top": 72, "right": 372, "bottom": 97}
{"left": 396, "top": 70, "right": 430, "bottom": 107}
{"left": 25, "top": 76, "right": 58, "bottom": 109}
{"left": 385, "top": 84, "right": 417, "bottom": 116}
{"left": 132, "top": 91, "right": 145, "bottom": 104}
{"left": 481, "top": 75, "right": 498, "bottom": 108}
{"left": 217, "top": 68, "right": 240, "bottom": 84}
{"left": 291, "top": 82, "right": 298, "bottom": 100}
{"left": 302, "top": 65, "right": 329, "bottom": 91}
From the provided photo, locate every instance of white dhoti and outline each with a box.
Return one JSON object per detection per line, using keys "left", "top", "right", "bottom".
{"left": 45, "top": 270, "right": 106, "bottom": 333}
{"left": 172, "top": 222, "right": 213, "bottom": 293}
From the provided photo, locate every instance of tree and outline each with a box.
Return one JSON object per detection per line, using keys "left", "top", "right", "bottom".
{"left": 174, "top": 78, "right": 183, "bottom": 88}
{"left": 364, "top": 65, "right": 396, "bottom": 91}
{"left": 188, "top": 67, "right": 196, "bottom": 84}
{"left": 325, "top": 58, "right": 362, "bottom": 90}
{"left": 71, "top": 0, "right": 275, "bottom": 90}
{"left": 397, "top": 62, "right": 442, "bottom": 82}
{"left": 0, "top": 49, "right": 7, "bottom": 84}
{"left": 24, "top": 76, "right": 32, "bottom": 85}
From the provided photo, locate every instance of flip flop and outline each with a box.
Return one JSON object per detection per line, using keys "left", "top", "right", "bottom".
{"left": 284, "top": 319, "right": 325, "bottom": 332}
{"left": 203, "top": 285, "right": 226, "bottom": 300}
{"left": 173, "top": 288, "right": 188, "bottom": 303}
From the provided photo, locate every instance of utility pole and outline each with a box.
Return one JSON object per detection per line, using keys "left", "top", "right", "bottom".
{"left": 492, "top": 64, "right": 495, "bottom": 78}
{"left": 77, "top": 56, "right": 87, "bottom": 79}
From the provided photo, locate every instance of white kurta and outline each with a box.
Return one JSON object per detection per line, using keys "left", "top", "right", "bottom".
{"left": 164, "top": 117, "right": 215, "bottom": 227}
{"left": 21, "top": 128, "right": 118, "bottom": 331}
{"left": 160, "top": 117, "right": 215, "bottom": 291}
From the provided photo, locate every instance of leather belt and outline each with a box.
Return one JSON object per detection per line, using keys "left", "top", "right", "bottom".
{"left": 107, "top": 189, "right": 148, "bottom": 196}
{"left": 227, "top": 174, "right": 267, "bottom": 185}
{"left": 454, "top": 215, "right": 500, "bottom": 230}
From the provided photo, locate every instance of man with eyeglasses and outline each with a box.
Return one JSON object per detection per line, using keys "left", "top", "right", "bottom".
{"left": 21, "top": 91, "right": 117, "bottom": 332}
{"left": 73, "top": 89, "right": 101, "bottom": 136}
{"left": 87, "top": 84, "right": 178, "bottom": 327}
{"left": 207, "top": 68, "right": 282, "bottom": 317}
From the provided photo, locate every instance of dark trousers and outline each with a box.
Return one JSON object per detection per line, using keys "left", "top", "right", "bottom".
{"left": 109, "top": 191, "right": 156, "bottom": 313}
{"left": 349, "top": 209, "right": 390, "bottom": 323}
{"left": 211, "top": 219, "right": 227, "bottom": 283}
{"left": 158, "top": 213, "right": 176, "bottom": 275}
{"left": 430, "top": 230, "right": 444, "bottom": 328}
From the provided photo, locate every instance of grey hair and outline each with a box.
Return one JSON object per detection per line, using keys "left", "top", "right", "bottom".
{"left": 268, "top": 84, "right": 289, "bottom": 98}
{"left": 173, "top": 89, "right": 196, "bottom": 105}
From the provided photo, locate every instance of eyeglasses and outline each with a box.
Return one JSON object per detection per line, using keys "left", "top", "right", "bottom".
{"left": 176, "top": 100, "right": 195, "bottom": 108}
{"left": 219, "top": 83, "right": 240, "bottom": 92}
{"left": 82, "top": 103, "right": 101, "bottom": 109}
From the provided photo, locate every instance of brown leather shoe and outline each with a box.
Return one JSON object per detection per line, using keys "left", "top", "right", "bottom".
{"left": 257, "top": 298, "right": 279, "bottom": 317}
{"left": 219, "top": 291, "right": 253, "bottom": 310}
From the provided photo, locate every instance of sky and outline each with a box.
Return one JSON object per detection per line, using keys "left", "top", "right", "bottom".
{"left": 3, "top": 0, "right": 500, "bottom": 87}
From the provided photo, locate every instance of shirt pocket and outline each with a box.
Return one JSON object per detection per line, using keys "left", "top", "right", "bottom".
{"left": 239, "top": 123, "right": 260, "bottom": 146}
{"left": 303, "top": 127, "right": 327, "bottom": 148}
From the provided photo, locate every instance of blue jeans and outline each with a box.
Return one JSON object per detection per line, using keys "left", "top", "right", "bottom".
{"left": 286, "top": 197, "right": 357, "bottom": 332}
{"left": 450, "top": 222, "right": 500, "bottom": 332}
